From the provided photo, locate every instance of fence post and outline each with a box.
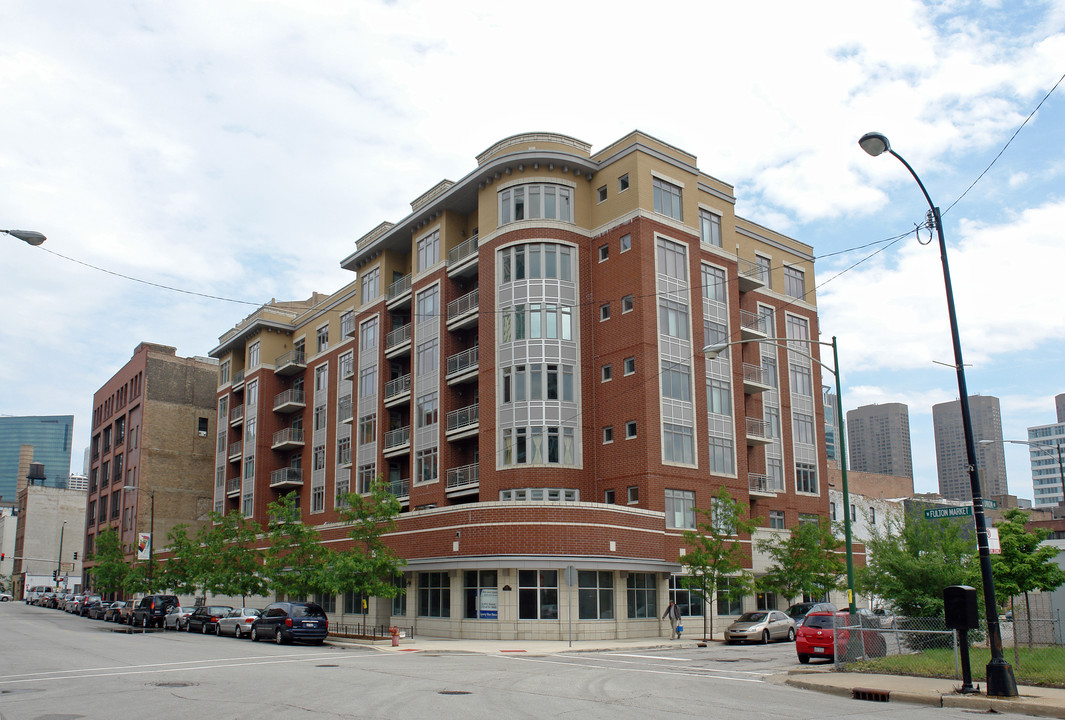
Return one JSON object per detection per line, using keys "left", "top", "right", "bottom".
{"left": 952, "top": 626, "right": 960, "bottom": 680}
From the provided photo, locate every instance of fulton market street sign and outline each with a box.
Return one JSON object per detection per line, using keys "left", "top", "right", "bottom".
{"left": 925, "top": 506, "right": 973, "bottom": 520}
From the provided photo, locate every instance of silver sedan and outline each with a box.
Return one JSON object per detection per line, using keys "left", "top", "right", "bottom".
{"left": 215, "top": 608, "right": 262, "bottom": 638}
{"left": 725, "top": 610, "right": 796, "bottom": 644}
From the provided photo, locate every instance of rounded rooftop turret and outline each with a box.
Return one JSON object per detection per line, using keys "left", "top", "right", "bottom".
{"left": 476, "top": 132, "right": 591, "bottom": 166}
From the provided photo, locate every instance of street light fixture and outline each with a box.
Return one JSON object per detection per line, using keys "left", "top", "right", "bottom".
{"left": 1, "top": 229, "right": 46, "bottom": 245}
{"left": 703, "top": 335, "right": 857, "bottom": 616}
{"left": 122, "top": 485, "right": 155, "bottom": 594}
{"left": 979, "top": 439, "right": 1065, "bottom": 512}
{"left": 860, "top": 131, "right": 1018, "bottom": 697}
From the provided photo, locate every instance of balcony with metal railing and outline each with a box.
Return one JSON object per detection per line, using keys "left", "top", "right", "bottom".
{"left": 388, "top": 477, "right": 410, "bottom": 499}
{"left": 271, "top": 427, "right": 305, "bottom": 451}
{"left": 231, "top": 369, "right": 245, "bottom": 391}
{"left": 383, "top": 426, "right": 411, "bottom": 456}
{"left": 274, "top": 349, "right": 306, "bottom": 376}
{"left": 745, "top": 417, "right": 772, "bottom": 446}
{"left": 447, "top": 234, "right": 479, "bottom": 277}
{"left": 446, "top": 346, "right": 478, "bottom": 385}
{"left": 273, "top": 388, "right": 306, "bottom": 413}
{"left": 269, "top": 467, "right": 303, "bottom": 490}
{"left": 226, "top": 477, "right": 241, "bottom": 498}
{"left": 338, "top": 445, "right": 352, "bottom": 468}
{"left": 446, "top": 403, "right": 479, "bottom": 440}
{"left": 384, "top": 373, "right": 412, "bottom": 406}
{"left": 446, "top": 288, "right": 479, "bottom": 331}
{"left": 736, "top": 257, "right": 768, "bottom": 293}
{"left": 230, "top": 404, "right": 244, "bottom": 426}
{"left": 742, "top": 362, "right": 772, "bottom": 394}
{"left": 748, "top": 472, "right": 784, "bottom": 496}
{"left": 739, "top": 309, "right": 769, "bottom": 341}
{"left": 338, "top": 396, "right": 353, "bottom": 424}
{"left": 386, "top": 273, "right": 412, "bottom": 308}
{"left": 446, "top": 462, "right": 479, "bottom": 496}
{"left": 385, "top": 322, "right": 412, "bottom": 358}
{"left": 228, "top": 441, "right": 242, "bottom": 462}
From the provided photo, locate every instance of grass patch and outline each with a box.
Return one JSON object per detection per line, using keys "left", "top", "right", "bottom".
{"left": 853, "top": 646, "right": 1065, "bottom": 688}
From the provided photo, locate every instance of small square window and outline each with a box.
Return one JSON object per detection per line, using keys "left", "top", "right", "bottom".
{"left": 627, "top": 485, "right": 639, "bottom": 504}
{"left": 623, "top": 357, "right": 635, "bottom": 375}
{"left": 602, "top": 364, "right": 613, "bottom": 382}
{"left": 622, "top": 294, "right": 634, "bottom": 313}
{"left": 604, "top": 489, "right": 616, "bottom": 504}
{"left": 618, "top": 174, "right": 629, "bottom": 192}
{"left": 620, "top": 234, "right": 631, "bottom": 253}
{"left": 597, "top": 185, "right": 608, "bottom": 203}
{"left": 603, "top": 426, "right": 614, "bottom": 443}
{"left": 599, "top": 244, "right": 609, "bottom": 262}
{"left": 600, "top": 303, "right": 611, "bottom": 321}
{"left": 625, "top": 421, "right": 637, "bottom": 439}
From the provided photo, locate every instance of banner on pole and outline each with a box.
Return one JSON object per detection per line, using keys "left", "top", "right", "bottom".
{"left": 137, "top": 533, "right": 152, "bottom": 560}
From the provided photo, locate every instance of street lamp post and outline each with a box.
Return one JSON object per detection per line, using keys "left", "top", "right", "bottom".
{"left": 56, "top": 521, "right": 67, "bottom": 589}
{"left": 860, "top": 131, "right": 1018, "bottom": 697}
{"left": 980, "top": 439, "right": 1065, "bottom": 512}
{"left": 122, "top": 485, "right": 155, "bottom": 593}
{"left": 1, "top": 229, "right": 46, "bottom": 245}
{"left": 704, "top": 335, "right": 857, "bottom": 616}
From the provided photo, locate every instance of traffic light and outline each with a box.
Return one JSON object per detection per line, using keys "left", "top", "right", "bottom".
{"left": 53, "top": 570, "right": 58, "bottom": 580}
{"left": 73, "top": 552, "right": 78, "bottom": 560}
{"left": 1, "top": 552, "right": 5, "bottom": 561}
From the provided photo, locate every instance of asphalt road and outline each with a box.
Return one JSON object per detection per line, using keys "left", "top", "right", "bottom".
{"left": 1, "top": 602, "right": 1034, "bottom": 720}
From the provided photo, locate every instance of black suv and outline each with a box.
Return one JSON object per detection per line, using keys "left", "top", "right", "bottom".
{"left": 131, "top": 594, "right": 179, "bottom": 628}
{"left": 250, "top": 601, "right": 328, "bottom": 645}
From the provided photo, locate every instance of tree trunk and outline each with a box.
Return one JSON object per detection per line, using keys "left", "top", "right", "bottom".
{"left": 1025, "top": 591, "right": 1034, "bottom": 651}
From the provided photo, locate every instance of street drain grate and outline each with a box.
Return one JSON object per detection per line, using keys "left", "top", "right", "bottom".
{"left": 438, "top": 690, "right": 472, "bottom": 695}
{"left": 316, "top": 664, "right": 339, "bottom": 668}
{"left": 154, "top": 682, "right": 195, "bottom": 688}
{"left": 853, "top": 687, "right": 890, "bottom": 702}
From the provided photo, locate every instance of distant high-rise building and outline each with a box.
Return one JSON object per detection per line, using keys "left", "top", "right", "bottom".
{"left": 933, "top": 395, "right": 1007, "bottom": 501}
{"left": 0, "top": 415, "right": 74, "bottom": 501}
{"left": 823, "top": 387, "right": 841, "bottom": 467}
{"left": 1026, "top": 396, "right": 1065, "bottom": 509}
{"left": 846, "top": 403, "right": 913, "bottom": 479}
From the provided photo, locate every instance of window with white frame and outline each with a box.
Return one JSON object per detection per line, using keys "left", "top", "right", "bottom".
{"left": 417, "top": 229, "right": 440, "bottom": 271}
{"left": 708, "top": 436, "right": 734, "bottom": 474}
{"left": 793, "top": 412, "right": 816, "bottom": 445}
{"left": 661, "top": 362, "right": 691, "bottom": 401}
{"left": 796, "top": 462, "right": 818, "bottom": 494}
{"left": 314, "top": 365, "right": 328, "bottom": 392}
{"left": 358, "top": 366, "right": 377, "bottom": 397}
{"left": 627, "top": 573, "right": 657, "bottom": 618}
{"left": 578, "top": 571, "right": 614, "bottom": 620}
{"left": 416, "top": 447, "right": 438, "bottom": 483}
{"left": 756, "top": 255, "right": 771, "bottom": 287}
{"left": 663, "top": 423, "right": 695, "bottom": 464}
{"left": 652, "top": 177, "right": 682, "bottom": 220}
{"left": 624, "top": 357, "right": 635, "bottom": 375}
{"left": 361, "top": 266, "right": 380, "bottom": 303}
{"left": 601, "top": 364, "right": 612, "bottom": 382}
{"left": 360, "top": 317, "right": 378, "bottom": 350}
{"left": 784, "top": 266, "right": 805, "bottom": 299}
{"left": 707, "top": 378, "right": 731, "bottom": 415}
{"left": 415, "top": 286, "right": 439, "bottom": 325}
{"left": 418, "top": 572, "right": 450, "bottom": 618}
{"left": 600, "top": 303, "right": 610, "bottom": 321}
{"left": 356, "top": 463, "right": 376, "bottom": 494}
{"left": 717, "top": 577, "right": 742, "bottom": 616}
{"left": 247, "top": 341, "right": 260, "bottom": 368}
{"left": 626, "top": 421, "right": 637, "bottom": 439}
{"left": 669, "top": 575, "right": 705, "bottom": 617}
{"left": 518, "top": 570, "right": 559, "bottom": 619}
{"left": 699, "top": 208, "right": 722, "bottom": 247}
{"left": 313, "top": 444, "right": 326, "bottom": 471}
{"left": 499, "top": 242, "right": 574, "bottom": 283}
{"left": 664, "top": 489, "right": 698, "bottom": 528}
{"left": 340, "top": 310, "right": 354, "bottom": 338}
{"left": 501, "top": 426, "right": 576, "bottom": 466}
{"left": 314, "top": 406, "right": 327, "bottom": 432}
{"left": 219, "top": 360, "right": 230, "bottom": 386}
{"left": 703, "top": 263, "right": 726, "bottom": 303}
{"left": 339, "top": 352, "right": 353, "bottom": 379}
{"left": 358, "top": 414, "right": 376, "bottom": 444}
{"left": 416, "top": 393, "right": 438, "bottom": 427}
{"left": 416, "top": 338, "right": 438, "bottom": 376}
{"left": 789, "top": 363, "right": 813, "bottom": 396}
{"left": 711, "top": 496, "right": 736, "bottom": 535}
{"left": 597, "top": 185, "right": 607, "bottom": 203}
{"left": 620, "top": 233, "right": 631, "bottom": 252}
{"left": 627, "top": 485, "right": 639, "bottom": 503}
{"left": 770, "top": 509, "right": 786, "bottom": 529}
{"left": 656, "top": 238, "right": 687, "bottom": 280}
{"left": 603, "top": 426, "right": 613, "bottom": 443}
{"left": 830, "top": 502, "right": 838, "bottom": 521}
{"left": 598, "top": 244, "right": 609, "bottom": 262}
{"left": 786, "top": 314, "right": 809, "bottom": 342}
{"left": 618, "top": 174, "right": 629, "bottom": 192}
{"left": 499, "top": 184, "right": 573, "bottom": 224}
{"left": 658, "top": 299, "right": 689, "bottom": 339}
{"left": 622, "top": 294, "right": 634, "bottom": 313}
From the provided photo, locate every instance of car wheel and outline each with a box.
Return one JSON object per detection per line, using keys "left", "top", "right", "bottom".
{"left": 798, "top": 653, "right": 810, "bottom": 664}
{"left": 215, "top": 624, "right": 222, "bottom": 637}
{"left": 275, "top": 628, "right": 285, "bottom": 645}
{"left": 762, "top": 630, "right": 770, "bottom": 645}
{"left": 251, "top": 627, "right": 259, "bottom": 642}
{"left": 186, "top": 621, "right": 193, "bottom": 632}
{"left": 202, "top": 622, "right": 209, "bottom": 634}
{"left": 234, "top": 626, "right": 242, "bottom": 639}
{"left": 788, "top": 628, "right": 796, "bottom": 642}
{"left": 142, "top": 615, "right": 149, "bottom": 629}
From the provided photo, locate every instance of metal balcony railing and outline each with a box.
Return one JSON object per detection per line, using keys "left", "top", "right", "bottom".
{"left": 386, "top": 273, "right": 411, "bottom": 302}
{"left": 227, "top": 477, "right": 241, "bottom": 494}
{"left": 270, "top": 467, "right": 303, "bottom": 487}
{"left": 388, "top": 478, "right": 410, "bottom": 498}
{"left": 384, "top": 373, "right": 411, "bottom": 400}
{"left": 447, "top": 288, "right": 479, "bottom": 321}
{"left": 446, "top": 404, "right": 479, "bottom": 433}
{"left": 446, "top": 346, "right": 478, "bottom": 376}
{"left": 230, "top": 405, "right": 244, "bottom": 423}
{"left": 446, "top": 462, "right": 479, "bottom": 490}
{"left": 447, "top": 234, "right": 479, "bottom": 265}
{"left": 273, "top": 388, "right": 306, "bottom": 410}
{"left": 386, "top": 323, "right": 411, "bottom": 350}
{"left": 272, "top": 427, "right": 305, "bottom": 446}
{"left": 743, "top": 362, "right": 770, "bottom": 386}
{"left": 338, "top": 396, "right": 353, "bottom": 424}
{"left": 384, "top": 426, "right": 410, "bottom": 450}
{"left": 748, "top": 473, "right": 782, "bottom": 494}
{"left": 274, "top": 349, "right": 306, "bottom": 368}
{"left": 739, "top": 309, "right": 768, "bottom": 335}
{"left": 746, "top": 417, "right": 771, "bottom": 438}
{"left": 229, "top": 441, "right": 242, "bottom": 458}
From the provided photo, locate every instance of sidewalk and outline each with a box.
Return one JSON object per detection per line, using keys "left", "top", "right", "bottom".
{"left": 329, "top": 633, "right": 1065, "bottom": 718}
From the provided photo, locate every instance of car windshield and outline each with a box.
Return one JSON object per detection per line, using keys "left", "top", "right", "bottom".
{"left": 291, "top": 604, "right": 326, "bottom": 618}
{"left": 737, "top": 612, "right": 767, "bottom": 622}
{"left": 803, "top": 614, "right": 835, "bottom": 629}
{"left": 207, "top": 606, "right": 231, "bottom": 614}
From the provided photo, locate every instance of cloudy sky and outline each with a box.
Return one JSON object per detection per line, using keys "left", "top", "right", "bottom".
{"left": 2, "top": 0, "right": 1064, "bottom": 502}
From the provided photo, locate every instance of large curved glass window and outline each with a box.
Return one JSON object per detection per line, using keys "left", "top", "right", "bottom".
{"left": 500, "top": 184, "right": 573, "bottom": 225}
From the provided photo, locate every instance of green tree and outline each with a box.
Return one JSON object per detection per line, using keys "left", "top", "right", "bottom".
{"left": 757, "top": 518, "right": 845, "bottom": 605}
{"left": 161, "top": 523, "right": 214, "bottom": 600}
{"left": 88, "top": 527, "right": 131, "bottom": 597}
{"left": 679, "top": 487, "right": 760, "bottom": 640}
{"left": 207, "top": 511, "right": 268, "bottom": 605}
{"left": 263, "top": 492, "right": 330, "bottom": 599}
{"left": 322, "top": 481, "right": 406, "bottom": 623}
{"left": 856, "top": 505, "right": 980, "bottom": 617}
{"left": 992, "top": 508, "right": 1065, "bottom": 647}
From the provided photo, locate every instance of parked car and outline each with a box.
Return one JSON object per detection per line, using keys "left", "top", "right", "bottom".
{"left": 164, "top": 605, "right": 193, "bottom": 631}
{"left": 103, "top": 601, "right": 126, "bottom": 622}
{"left": 24, "top": 585, "right": 51, "bottom": 604}
{"left": 725, "top": 610, "right": 796, "bottom": 644}
{"left": 116, "top": 599, "right": 137, "bottom": 625}
{"left": 0, "top": 591, "right": 12, "bottom": 602}
{"left": 250, "top": 601, "right": 328, "bottom": 645}
{"left": 186, "top": 605, "right": 234, "bottom": 634}
{"left": 81, "top": 597, "right": 104, "bottom": 618}
{"left": 39, "top": 592, "right": 58, "bottom": 608}
{"left": 785, "top": 601, "right": 837, "bottom": 626}
{"left": 66, "top": 594, "right": 88, "bottom": 613}
{"left": 132, "top": 594, "right": 179, "bottom": 628}
{"left": 796, "top": 611, "right": 887, "bottom": 664}
{"left": 216, "top": 608, "right": 262, "bottom": 638}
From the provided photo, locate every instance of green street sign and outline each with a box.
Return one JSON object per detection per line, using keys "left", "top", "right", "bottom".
{"left": 924, "top": 506, "right": 973, "bottom": 520}
{"left": 984, "top": 499, "right": 998, "bottom": 509}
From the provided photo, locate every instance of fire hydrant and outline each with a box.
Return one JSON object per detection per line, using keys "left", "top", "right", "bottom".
{"left": 390, "top": 626, "right": 399, "bottom": 647}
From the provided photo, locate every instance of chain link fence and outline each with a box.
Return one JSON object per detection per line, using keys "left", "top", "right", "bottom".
{"left": 833, "top": 612, "right": 1065, "bottom": 688}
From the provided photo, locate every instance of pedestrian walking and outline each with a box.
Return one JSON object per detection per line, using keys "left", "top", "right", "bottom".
{"left": 663, "top": 600, "right": 682, "bottom": 639}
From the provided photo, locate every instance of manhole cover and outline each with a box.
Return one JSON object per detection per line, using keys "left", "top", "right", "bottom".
{"left": 154, "top": 682, "right": 195, "bottom": 688}
{"left": 438, "top": 690, "right": 471, "bottom": 696}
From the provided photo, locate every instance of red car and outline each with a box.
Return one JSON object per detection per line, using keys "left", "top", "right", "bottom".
{"left": 796, "top": 611, "right": 886, "bottom": 664}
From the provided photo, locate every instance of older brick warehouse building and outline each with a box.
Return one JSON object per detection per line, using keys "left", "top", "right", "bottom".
{"left": 210, "top": 131, "right": 834, "bottom": 639}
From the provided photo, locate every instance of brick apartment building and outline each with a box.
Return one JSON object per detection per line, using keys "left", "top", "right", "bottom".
{"left": 82, "top": 343, "right": 218, "bottom": 580}
{"left": 209, "top": 131, "right": 831, "bottom": 639}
